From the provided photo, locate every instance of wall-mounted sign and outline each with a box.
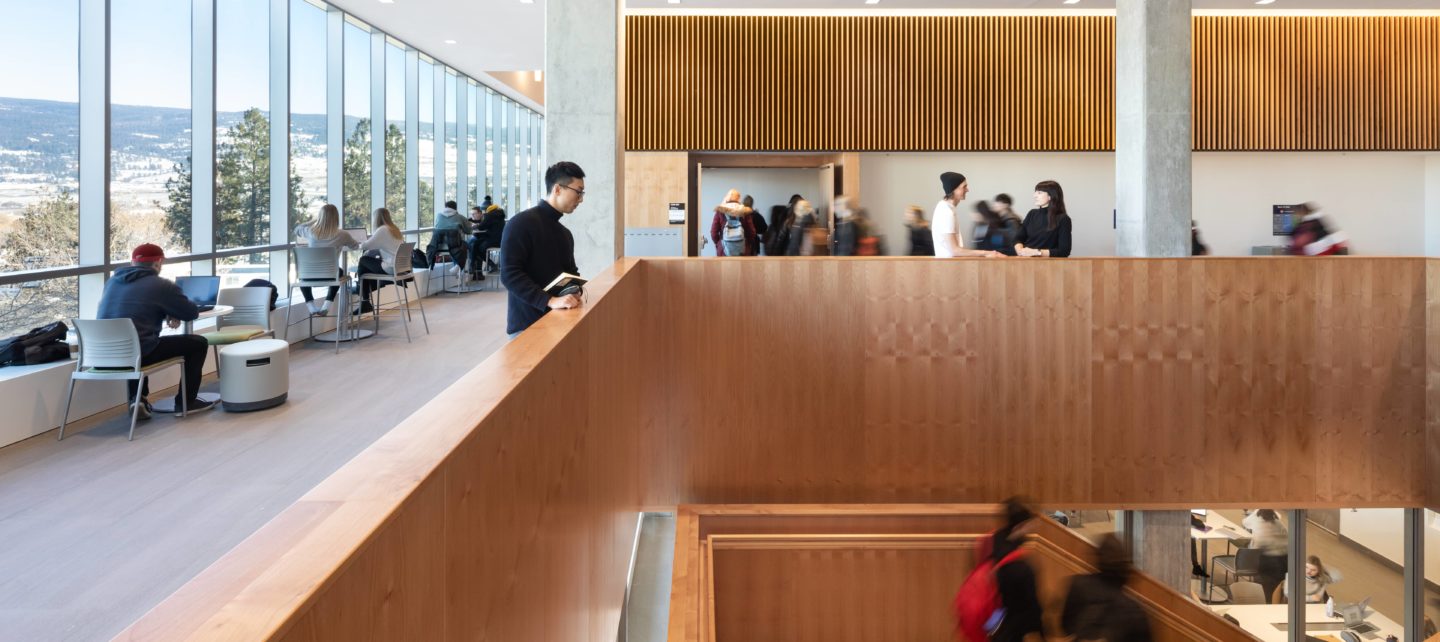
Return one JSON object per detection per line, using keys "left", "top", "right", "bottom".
{"left": 1272, "top": 204, "right": 1300, "bottom": 236}
{"left": 668, "top": 202, "right": 685, "bottom": 225}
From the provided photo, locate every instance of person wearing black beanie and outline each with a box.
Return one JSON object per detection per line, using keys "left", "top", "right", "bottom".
{"left": 932, "top": 171, "right": 1002, "bottom": 259}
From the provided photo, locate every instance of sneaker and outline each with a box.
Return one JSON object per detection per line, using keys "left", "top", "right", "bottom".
{"left": 180, "top": 398, "right": 216, "bottom": 415}
{"left": 131, "top": 401, "right": 152, "bottom": 420}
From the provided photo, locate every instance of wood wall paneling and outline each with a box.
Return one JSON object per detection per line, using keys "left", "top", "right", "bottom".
{"left": 626, "top": 15, "right": 1440, "bottom": 152}
{"left": 122, "top": 258, "right": 1434, "bottom": 642}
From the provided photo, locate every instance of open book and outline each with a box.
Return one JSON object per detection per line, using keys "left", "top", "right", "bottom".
{"left": 544, "top": 273, "right": 587, "bottom": 297}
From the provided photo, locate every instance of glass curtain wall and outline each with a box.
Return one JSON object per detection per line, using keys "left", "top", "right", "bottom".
{"left": 215, "top": 0, "right": 273, "bottom": 287}
{"left": 0, "top": 0, "right": 544, "bottom": 331}
{"left": 384, "top": 41, "right": 406, "bottom": 218}
{"left": 341, "top": 20, "right": 371, "bottom": 228}
{"left": 444, "top": 71, "right": 458, "bottom": 208}
{"left": 290, "top": 0, "right": 326, "bottom": 238}
{"left": 467, "top": 81, "right": 478, "bottom": 207}
{"left": 0, "top": 2, "right": 81, "bottom": 336}
{"left": 110, "top": 0, "right": 192, "bottom": 262}
{"left": 417, "top": 57, "right": 434, "bottom": 227}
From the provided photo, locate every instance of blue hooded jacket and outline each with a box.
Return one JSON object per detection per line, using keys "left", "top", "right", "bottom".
{"left": 96, "top": 265, "right": 199, "bottom": 354}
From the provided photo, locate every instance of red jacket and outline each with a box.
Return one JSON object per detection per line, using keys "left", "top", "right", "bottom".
{"left": 710, "top": 207, "right": 757, "bottom": 256}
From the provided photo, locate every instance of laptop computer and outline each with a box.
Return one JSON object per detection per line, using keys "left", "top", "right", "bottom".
{"left": 344, "top": 227, "right": 368, "bottom": 245}
{"left": 175, "top": 275, "right": 220, "bottom": 312}
{"left": 1337, "top": 597, "right": 1378, "bottom": 635}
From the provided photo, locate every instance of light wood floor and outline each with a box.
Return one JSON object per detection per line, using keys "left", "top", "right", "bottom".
{"left": 0, "top": 290, "right": 509, "bottom": 642}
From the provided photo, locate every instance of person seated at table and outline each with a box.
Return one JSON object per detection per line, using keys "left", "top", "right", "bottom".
{"left": 356, "top": 207, "right": 404, "bottom": 314}
{"left": 469, "top": 204, "right": 507, "bottom": 276}
{"left": 293, "top": 203, "right": 358, "bottom": 316}
{"left": 1284, "top": 555, "right": 1340, "bottom": 603}
{"left": 97, "top": 243, "right": 215, "bottom": 419}
{"left": 428, "top": 200, "right": 472, "bottom": 276}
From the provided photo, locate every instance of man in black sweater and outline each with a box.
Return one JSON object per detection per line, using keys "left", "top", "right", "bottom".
{"left": 500, "top": 161, "right": 586, "bottom": 337}
{"left": 96, "top": 243, "right": 215, "bottom": 418}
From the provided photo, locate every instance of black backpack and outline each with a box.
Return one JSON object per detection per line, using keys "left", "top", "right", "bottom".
{"left": 0, "top": 320, "right": 71, "bottom": 367}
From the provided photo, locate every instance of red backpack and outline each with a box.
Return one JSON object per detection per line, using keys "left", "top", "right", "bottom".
{"left": 954, "top": 534, "right": 1026, "bottom": 642}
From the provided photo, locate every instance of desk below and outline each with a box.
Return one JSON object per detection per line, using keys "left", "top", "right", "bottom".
{"left": 1212, "top": 604, "right": 1401, "bottom": 642}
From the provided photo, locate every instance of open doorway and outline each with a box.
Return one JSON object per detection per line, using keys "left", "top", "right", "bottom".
{"left": 696, "top": 166, "right": 833, "bottom": 256}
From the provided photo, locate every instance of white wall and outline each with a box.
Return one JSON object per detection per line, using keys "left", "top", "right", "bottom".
{"left": 1338, "top": 509, "right": 1440, "bottom": 588}
{"left": 1427, "top": 155, "right": 1440, "bottom": 256}
{"left": 698, "top": 167, "right": 827, "bottom": 257}
{"left": 860, "top": 152, "right": 1437, "bottom": 257}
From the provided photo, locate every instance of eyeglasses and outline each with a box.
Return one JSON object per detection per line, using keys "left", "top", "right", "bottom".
{"left": 559, "top": 183, "right": 586, "bottom": 198}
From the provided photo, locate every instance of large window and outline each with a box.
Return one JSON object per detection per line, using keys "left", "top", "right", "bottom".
{"left": 110, "top": 0, "right": 191, "bottom": 261}
{"left": 216, "top": 0, "right": 274, "bottom": 281}
{"left": 0, "top": 2, "right": 81, "bottom": 336}
{"left": 384, "top": 41, "right": 405, "bottom": 218}
{"left": 0, "top": 0, "right": 539, "bottom": 330}
{"left": 444, "top": 71, "right": 458, "bottom": 207}
{"left": 341, "top": 20, "right": 370, "bottom": 228}
{"left": 467, "top": 81, "right": 479, "bottom": 207}
{"left": 290, "top": 0, "right": 326, "bottom": 237}
{"left": 417, "top": 57, "right": 434, "bottom": 227}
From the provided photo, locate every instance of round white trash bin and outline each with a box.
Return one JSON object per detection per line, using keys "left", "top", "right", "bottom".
{"left": 218, "top": 339, "right": 289, "bottom": 412}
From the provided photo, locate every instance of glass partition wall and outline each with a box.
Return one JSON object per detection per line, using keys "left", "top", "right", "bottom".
{"left": 0, "top": 0, "right": 543, "bottom": 336}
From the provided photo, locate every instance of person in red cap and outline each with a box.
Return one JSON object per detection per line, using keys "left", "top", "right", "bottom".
{"left": 96, "top": 243, "right": 215, "bottom": 419}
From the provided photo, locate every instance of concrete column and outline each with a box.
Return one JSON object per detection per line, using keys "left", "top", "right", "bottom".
{"left": 546, "top": 0, "right": 623, "bottom": 277}
{"left": 1130, "top": 510, "right": 1191, "bottom": 595}
{"left": 1115, "top": 0, "right": 1191, "bottom": 257}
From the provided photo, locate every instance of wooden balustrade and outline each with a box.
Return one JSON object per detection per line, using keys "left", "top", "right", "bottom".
{"left": 118, "top": 257, "right": 1440, "bottom": 641}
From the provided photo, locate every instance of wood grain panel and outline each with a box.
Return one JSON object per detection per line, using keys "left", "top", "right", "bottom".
{"left": 675, "top": 505, "right": 1251, "bottom": 642}
{"left": 122, "top": 258, "right": 1432, "bottom": 642}
{"left": 626, "top": 15, "right": 1440, "bottom": 152}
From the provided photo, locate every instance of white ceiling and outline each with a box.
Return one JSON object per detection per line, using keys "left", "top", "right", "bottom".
{"left": 325, "top": 0, "right": 545, "bottom": 74}
{"left": 626, "top": 1, "right": 1440, "bottom": 9}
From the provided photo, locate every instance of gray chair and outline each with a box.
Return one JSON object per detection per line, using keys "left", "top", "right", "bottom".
{"left": 59, "top": 319, "right": 189, "bottom": 441}
{"left": 1211, "top": 547, "right": 1263, "bottom": 586}
{"left": 284, "top": 246, "right": 349, "bottom": 354}
{"left": 359, "top": 241, "right": 429, "bottom": 342}
{"left": 1225, "top": 581, "right": 1266, "bottom": 605}
{"left": 206, "top": 286, "right": 275, "bottom": 368}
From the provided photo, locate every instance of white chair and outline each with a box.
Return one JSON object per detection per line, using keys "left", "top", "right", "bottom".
{"left": 206, "top": 287, "right": 274, "bottom": 368}
{"left": 59, "top": 319, "right": 189, "bottom": 441}
{"left": 1225, "top": 581, "right": 1266, "bottom": 605}
{"left": 284, "top": 246, "right": 349, "bottom": 354}
{"left": 360, "top": 241, "right": 429, "bottom": 342}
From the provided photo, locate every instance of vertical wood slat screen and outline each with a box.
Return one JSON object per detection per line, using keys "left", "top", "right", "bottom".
{"left": 626, "top": 15, "right": 1440, "bottom": 152}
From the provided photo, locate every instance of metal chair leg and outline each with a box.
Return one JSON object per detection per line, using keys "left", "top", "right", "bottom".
{"left": 128, "top": 375, "right": 145, "bottom": 440}
{"left": 57, "top": 378, "right": 76, "bottom": 441}
{"left": 399, "top": 282, "right": 412, "bottom": 343}
{"left": 414, "top": 280, "right": 430, "bottom": 334}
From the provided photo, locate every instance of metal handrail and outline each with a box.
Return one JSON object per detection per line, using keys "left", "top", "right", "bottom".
{"left": 0, "top": 242, "right": 296, "bottom": 287}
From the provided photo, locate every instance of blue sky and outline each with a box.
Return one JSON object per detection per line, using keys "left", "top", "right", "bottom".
{"left": 0, "top": 0, "right": 385, "bottom": 116}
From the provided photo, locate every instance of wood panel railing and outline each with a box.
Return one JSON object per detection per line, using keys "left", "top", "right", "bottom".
{"left": 118, "top": 258, "right": 1439, "bottom": 641}
{"left": 669, "top": 504, "right": 1252, "bottom": 642}
{"left": 625, "top": 15, "right": 1440, "bottom": 152}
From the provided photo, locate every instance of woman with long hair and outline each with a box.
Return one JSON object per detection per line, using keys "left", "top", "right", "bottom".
{"left": 904, "top": 205, "right": 934, "bottom": 256}
{"left": 356, "top": 207, "right": 404, "bottom": 313}
{"left": 1242, "top": 509, "right": 1290, "bottom": 602}
{"left": 1014, "top": 179, "right": 1073, "bottom": 257}
{"left": 293, "top": 203, "right": 358, "bottom": 315}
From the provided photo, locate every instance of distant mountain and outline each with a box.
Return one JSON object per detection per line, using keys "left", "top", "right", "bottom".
{"left": 0, "top": 96, "right": 390, "bottom": 182}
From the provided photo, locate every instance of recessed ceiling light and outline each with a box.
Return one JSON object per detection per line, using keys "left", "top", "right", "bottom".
{"left": 668, "top": 0, "right": 680, "bottom": 4}
{"left": 1063, "top": 0, "right": 1081, "bottom": 4}
{"left": 1255, "top": 0, "right": 1276, "bottom": 4}
{"left": 378, "top": 0, "right": 393, "bottom": 3}
{"left": 865, "top": 0, "right": 880, "bottom": 4}
{"left": 444, "top": 39, "right": 456, "bottom": 44}
{"left": 520, "top": 0, "right": 533, "bottom": 3}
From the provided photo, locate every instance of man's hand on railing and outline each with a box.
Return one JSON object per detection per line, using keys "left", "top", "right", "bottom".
{"left": 548, "top": 294, "right": 582, "bottom": 310}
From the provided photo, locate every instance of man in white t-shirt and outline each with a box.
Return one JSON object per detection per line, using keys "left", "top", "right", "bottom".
{"left": 932, "top": 171, "right": 1002, "bottom": 258}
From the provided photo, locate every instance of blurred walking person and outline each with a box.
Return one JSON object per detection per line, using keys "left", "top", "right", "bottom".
{"left": 1287, "top": 202, "right": 1348, "bottom": 255}
{"left": 973, "top": 200, "right": 1022, "bottom": 255}
{"left": 905, "top": 205, "right": 935, "bottom": 256}
{"left": 955, "top": 498, "right": 1043, "bottom": 642}
{"left": 1059, "top": 534, "right": 1154, "bottom": 642}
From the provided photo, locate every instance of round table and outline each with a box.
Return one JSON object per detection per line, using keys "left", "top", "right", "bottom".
{"left": 313, "top": 250, "right": 375, "bottom": 342}
{"left": 152, "top": 305, "right": 233, "bottom": 414}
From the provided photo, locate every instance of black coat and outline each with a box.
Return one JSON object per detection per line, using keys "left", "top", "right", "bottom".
{"left": 1016, "top": 207, "right": 1073, "bottom": 257}
{"left": 1060, "top": 574, "right": 1153, "bottom": 642}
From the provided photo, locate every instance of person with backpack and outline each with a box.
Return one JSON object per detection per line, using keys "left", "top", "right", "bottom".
{"left": 744, "top": 195, "right": 768, "bottom": 255}
{"left": 709, "top": 189, "right": 756, "bottom": 257}
{"left": 1059, "top": 534, "right": 1154, "bottom": 642}
{"left": 763, "top": 197, "right": 800, "bottom": 257}
{"left": 955, "top": 497, "right": 1043, "bottom": 642}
